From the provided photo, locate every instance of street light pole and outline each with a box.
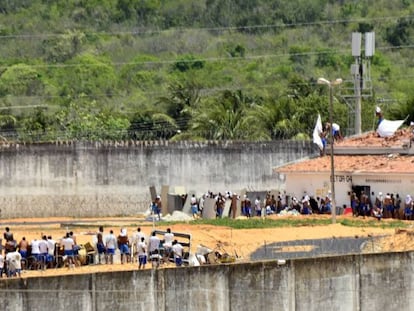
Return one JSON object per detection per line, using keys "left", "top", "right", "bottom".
{"left": 317, "top": 77, "right": 342, "bottom": 224}
{"left": 328, "top": 84, "right": 336, "bottom": 224}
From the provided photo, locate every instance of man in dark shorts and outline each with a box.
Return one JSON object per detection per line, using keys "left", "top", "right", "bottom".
{"left": 137, "top": 237, "right": 147, "bottom": 269}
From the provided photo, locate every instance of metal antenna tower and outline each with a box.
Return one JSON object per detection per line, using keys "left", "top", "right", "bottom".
{"left": 340, "top": 32, "right": 375, "bottom": 136}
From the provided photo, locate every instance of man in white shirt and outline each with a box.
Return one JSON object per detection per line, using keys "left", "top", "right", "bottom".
{"left": 137, "top": 237, "right": 147, "bottom": 269}
{"left": 131, "top": 228, "right": 145, "bottom": 263}
{"left": 105, "top": 230, "right": 117, "bottom": 264}
{"left": 148, "top": 232, "right": 160, "bottom": 254}
{"left": 172, "top": 240, "right": 184, "bottom": 267}
{"left": 163, "top": 228, "right": 174, "bottom": 262}
{"left": 38, "top": 236, "right": 49, "bottom": 269}
{"left": 47, "top": 236, "right": 56, "bottom": 267}
{"left": 31, "top": 239, "right": 40, "bottom": 261}
{"left": 148, "top": 232, "right": 161, "bottom": 268}
{"left": 326, "top": 122, "right": 343, "bottom": 141}
{"left": 61, "top": 233, "right": 75, "bottom": 268}
{"left": 6, "top": 251, "right": 22, "bottom": 277}
{"left": 190, "top": 194, "right": 199, "bottom": 218}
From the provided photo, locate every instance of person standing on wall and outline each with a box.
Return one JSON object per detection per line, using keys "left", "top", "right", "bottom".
{"left": 17, "top": 237, "right": 28, "bottom": 268}
{"left": 148, "top": 231, "right": 161, "bottom": 269}
{"left": 38, "top": 235, "right": 49, "bottom": 269}
{"left": 96, "top": 226, "right": 106, "bottom": 264}
{"left": 105, "top": 230, "right": 117, "bottom": 264}
{"left": 117, "top": 228, "right": 130, "bottom": 264}
{"left": 131, "top": 227, "right": 145, "bottom": 263}
{"left": 137, "top": 237, "right": 147, "bottom": 270}
{"left": 163, "top": 228, "right": 174, "bottom": 263}
{"left": 3, "top": 227, "right": 16, "bottom": 256}
{"left": 47, "top": 235, "right": 56, "bottom": 268}
{"left": 61, "top": 232, "right": 75, "bottom": 269}
{"left": 172, "top": 240, "right": 184, "bottom": 267}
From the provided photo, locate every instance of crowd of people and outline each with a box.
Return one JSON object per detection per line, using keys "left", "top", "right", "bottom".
{"left": 95, "top": 226, "right": 185, "bottom": 269}
{"left": 184, "top": 190, "right": 333, "bottom": 219}
{"left": 0, "top": 227, "right": 61, "bottom": 277}
{"left": 0, "top": 227, "right": 89, "bottom": 277}
{"left": 184, "top": 188, "right": 414, "bottom": 222}
{"left": 351, "top": 191, "right": 414, "bottom": 221}
{"left": 0, "top": 225, "right": 187, "bottom": 277}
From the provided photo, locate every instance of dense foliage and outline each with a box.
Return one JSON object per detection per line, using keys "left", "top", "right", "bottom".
{"left": 0, "top": 0, "right": 413, "bottom": 142}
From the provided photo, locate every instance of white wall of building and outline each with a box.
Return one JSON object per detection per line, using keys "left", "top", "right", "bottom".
{"left": 284, "top": 171, "right": 414, "bottom": 208}
{"left": 285, "top": 171, "right": 352, "bottom": 207}
{"left": 352, "top": 173, "right": 414, "bottom": 198}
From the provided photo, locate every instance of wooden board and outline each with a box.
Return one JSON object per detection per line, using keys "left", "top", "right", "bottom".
{"left": 202, "top": 198, "right": 217, "bottom": 219}
{"left": 161, "top": 185, "right": 169, "bottom": 216}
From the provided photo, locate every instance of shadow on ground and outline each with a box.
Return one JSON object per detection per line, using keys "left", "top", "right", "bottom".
{"left": 250, "top": 236, "right": 382, "bottom": 261}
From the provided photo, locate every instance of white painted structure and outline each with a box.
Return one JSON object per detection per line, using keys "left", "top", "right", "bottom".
{"left": 282, "top": 170, "right": 414, "bottom": 208}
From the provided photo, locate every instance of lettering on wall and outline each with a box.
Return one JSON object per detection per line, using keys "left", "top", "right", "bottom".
{"left": 365, "top": 178, "right": 402, "bottom": 184}
{"left": 330, "top": 175, "right": 352, "bottom": 183}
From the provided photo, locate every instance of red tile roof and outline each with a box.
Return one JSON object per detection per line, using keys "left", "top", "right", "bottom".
{"left": 276, "top": 127, "right": 414, "bottom": 174}
{"left": 276, "top": 154, "right": 414, "bottom": 174}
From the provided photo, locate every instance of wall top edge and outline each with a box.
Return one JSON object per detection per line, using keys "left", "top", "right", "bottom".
{"left": 0, "top": 140, "right": 314, "bottom": 150}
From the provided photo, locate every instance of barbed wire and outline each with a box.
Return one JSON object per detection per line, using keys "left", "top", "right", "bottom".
{"left": 0, "top": 127, "right": 312, "bottom": 142}
{"left": 0, "top": 15, "right": 412, "bottom": 39}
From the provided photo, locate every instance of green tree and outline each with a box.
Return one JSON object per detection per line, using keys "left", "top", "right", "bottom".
{"left": 128, "top": 109, "right": 178, "bottom": 140}
{"left": 42, "top": 30, "right": 86, "bottom": 63}
{"left": 188, "top": 90, "right": 268, "bottom": 140}
{"left": 17, "top": 107, "right": 55, "bottom": 142}
{"left": 51, "top": 97, "right": 129, "bottom": 141}
{"left": 0, "top": 64, "right": 45, "bottom": 96}
{"left": 388, "top": 98, "right": 414, "bottom": 125}
{"left": 385, "top": 18, "right": 413, "bottom": 47}
{"left": 173, "top": 55, "right": 205, "bottom": 72}
{"left": 157, "top": 81, "right": 201, "bottom": 131}
{"left": 0, "top": 114, "right": 17, "bottom": 141}
{"left": 55, "top": 54, "right": 117, "bottom": 98}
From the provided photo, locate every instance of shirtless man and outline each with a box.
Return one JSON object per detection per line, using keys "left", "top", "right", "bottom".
{"left": 17, "top": 237, "right": 28, "bottom": 261}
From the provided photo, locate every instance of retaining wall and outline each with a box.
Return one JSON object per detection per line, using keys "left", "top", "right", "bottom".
{"left": 0, "top": 140, "right": 316, "bottom": 217}
{"left": 0, "top": 252, "right": 413, "bottom": 311}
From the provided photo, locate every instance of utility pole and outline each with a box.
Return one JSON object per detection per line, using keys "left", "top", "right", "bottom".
{"left": 317, "top": 77, "right": 343, "bottom": 224}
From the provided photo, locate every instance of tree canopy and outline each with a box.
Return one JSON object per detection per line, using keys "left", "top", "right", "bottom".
{"left": 0, "top": 0, "right": 413, "bottom": 142}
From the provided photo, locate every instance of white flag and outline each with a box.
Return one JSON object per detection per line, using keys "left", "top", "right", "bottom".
{"left": 313, "top": 114, "right": 323, "bottom": 150}
{"left": 377, "top": 119, "right": 405, "bottom": 137}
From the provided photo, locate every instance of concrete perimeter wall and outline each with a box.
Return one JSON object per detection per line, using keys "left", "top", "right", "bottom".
{"left": 0, "top": 140, "right": 315, "bottom": 218}
{"left": 0, "top": 251, "right": 413, "bottom": 311}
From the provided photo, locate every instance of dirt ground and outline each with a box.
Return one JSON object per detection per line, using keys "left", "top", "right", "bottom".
{"left": 2, "top": 214, "right": 414, "bottom": 279}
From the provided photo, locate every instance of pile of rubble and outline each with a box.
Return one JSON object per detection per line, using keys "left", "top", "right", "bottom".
{"left": 337, "top": 127, "right": 413, "bottom": 148}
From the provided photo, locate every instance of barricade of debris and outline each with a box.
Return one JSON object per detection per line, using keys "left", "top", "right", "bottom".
{"left": 195, "top": 243, "right": 237, "bottom": 265}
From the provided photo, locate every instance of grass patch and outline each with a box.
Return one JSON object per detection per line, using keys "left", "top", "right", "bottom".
{"left": 339, "top": 218, "right": 410, "bottom": 229}
{"left": 159, "top": 217, "right": 412, "bottom": 230}
{"left": 189, "top": 217, "right": 332, "bottom": 229}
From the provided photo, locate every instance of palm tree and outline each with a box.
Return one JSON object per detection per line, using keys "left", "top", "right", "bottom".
{"left": 128, "top": 109, "right": 178, "bottom": 140}
{"left": 188, "top": 90, "right": 270, "bottom": 141}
